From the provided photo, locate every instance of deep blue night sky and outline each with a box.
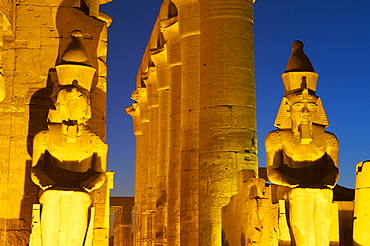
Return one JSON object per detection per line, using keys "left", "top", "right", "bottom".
{"left": 101, "top": 1, "right": 370, "bottom": 196}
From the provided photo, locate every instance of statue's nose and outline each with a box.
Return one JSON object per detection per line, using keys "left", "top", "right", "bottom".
{"left": 302, "top": 107, "right": 309, "bottom": 113}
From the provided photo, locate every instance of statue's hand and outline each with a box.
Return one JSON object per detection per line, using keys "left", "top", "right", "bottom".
{"left": 79, "top": 180, "right": 97, "bottom": 192}
{"left": 286, "top": 177, "right": 300, "bottom": 188}
{"left": 321, "top": 176, "right": 336, "bottom": 189}
{"left": 39, "top": 178, "right": 56, "bottom": 190}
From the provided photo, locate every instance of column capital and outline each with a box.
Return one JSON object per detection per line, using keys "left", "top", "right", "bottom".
{"left": 171, "top": 0, "right": 199, "bottom": 7}
{"left": 160, "top": 18, "right": 179, "bottom": 41}
{"left": 150, "top": 44, "right": 168, "bottom": 66}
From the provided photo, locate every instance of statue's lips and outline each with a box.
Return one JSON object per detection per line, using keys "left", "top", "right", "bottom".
{"left": 300, "top": 116, "right": 311, "bottom": 124}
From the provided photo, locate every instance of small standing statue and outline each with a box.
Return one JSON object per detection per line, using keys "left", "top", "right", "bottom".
{"left": 265, "top": 41, "right": 339, "bottom": 246}
{"left": 31, "top": 31, "right": 107, "bottom": 246}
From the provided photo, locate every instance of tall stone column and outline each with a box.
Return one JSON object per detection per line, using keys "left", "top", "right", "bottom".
{"left": 199, "top": 0, "right": 257, "bottom": 245}
{"left": 161, "top": 16, "right": 182, "bottom": 246}
{"left": 142, "top": 67, "right": 159, "bottom": 245}
{"left": 151, "top": 44, "right": 170, "bottom": 246}
{"left": 126, "top": 86, "right": 149, "bottom": 246}
{"left": 171, "top": 0, "right": 201, "bottom": 245}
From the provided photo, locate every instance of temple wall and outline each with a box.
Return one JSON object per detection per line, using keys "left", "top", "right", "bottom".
{"left": 0, "top": 0, "right": 112, "bottom": 244}
{"left": 0, "top": 1, "right": 55, "bottom": 244}
{"left": 127, "top": 0, "right": 257, "bottom": 245}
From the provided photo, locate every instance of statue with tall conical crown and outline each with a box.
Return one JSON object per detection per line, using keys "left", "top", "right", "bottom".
{"left": 31, "top": 31, "right": 107, "bottom": 246}
{"left": 265, "top": 41, "right": 339, "bottom": 246}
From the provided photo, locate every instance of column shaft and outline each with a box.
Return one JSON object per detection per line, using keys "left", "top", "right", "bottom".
{"left": 199, "top": 0, "right": 257, "bottom": 245}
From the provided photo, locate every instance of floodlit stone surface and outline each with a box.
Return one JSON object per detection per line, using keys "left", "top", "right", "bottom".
{"left": 353, "top": 161, "right": 370, "bottom": 245}
{"left": 266, "top": 41, "right": 339, "bottom": 246}
{"left": 110, "top": 197, "right": 134, "bottom": 246}
{"left": 0, "top": 0, "right": 111, "bottom": 244}
{"left": 0, "top": 12, "right": 13, "bottom": 102}
{"left": 288, "top": 188, "right": 333, "bottom": 245}
{"left": 222, "top": 170, "right": 279, "bottom": 246}
{"left": 127, "top": 0, "right": 256, "bottom": 245}
{"left": 31, "top": 55, "right": 108, "bottom": 245}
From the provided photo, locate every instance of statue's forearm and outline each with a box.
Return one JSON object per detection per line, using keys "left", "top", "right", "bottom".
{"left": 268, "top": 168, "right": 299, "bottom": 187}
{"left": 31, "top": 168, "right": 56, "bottom": 190}
{"left": 90, "top": 173, "right": 106, "bottom": 189}
{"left": 32, "top": 169, "right": 46, "bottom": 183}
{"left": 80, "top": 172, "right": 106, "bottom": 192}
{"left": 322, "top": 165, "right": 339, "bottom": 188}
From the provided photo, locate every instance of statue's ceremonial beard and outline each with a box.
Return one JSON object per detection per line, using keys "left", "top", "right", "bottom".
{"left": 298, "top": 122, "right": 312, "bottom": 144}
{"left": 62, "top": 119, "right": 78, "bottom": 126}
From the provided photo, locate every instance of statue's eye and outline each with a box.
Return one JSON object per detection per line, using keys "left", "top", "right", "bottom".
{"left": 293, "top": 103, "right": 303, "bottom": 110}
{"left": 307, "top": 104, "right": 316, "bottom": 111}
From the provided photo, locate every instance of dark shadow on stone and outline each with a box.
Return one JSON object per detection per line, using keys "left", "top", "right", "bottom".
{"left": 258, "top": 167, "right": 355, "bottom": 201}
{"left": 258, "top": 167, "right": 268, "bottom": 180}
{"left": 27, "top": 69, "right": 56, "bottom": 156}
{"left": 240, "top": 232, "right": 246, "bottom": 246}
{"left": 278, "top": 240, "right": 291, "bottom": 246}
{"left": 222, "top": 229, "right": 229, "bottom": 246}
{"left": 333, "top": 185, "right": 355, "bottom": 201}
{"left": 168, "top": 1, "right": 178, "bottom": 18}
{"left": 24, "top": 69, "right": 56, "bottom": 244}
{"left": 89, "top": 86, "right": 107, "bottom": 140}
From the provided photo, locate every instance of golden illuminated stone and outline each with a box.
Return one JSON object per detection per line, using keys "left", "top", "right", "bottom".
{"left": 353, "top": 161, "right": 370, "bottom": 245}
{"left": 0, "top": 13, "right": 13, "bottom": 102}
{"left": 266, "top": 41, "right": 339, "bottom": 246}
{"left": 31, "top": 65, "right": 107, "bottom": 245}
{"left": 128, "top": 0, "right": 257, "bottom": 245}
{"left": 0, "top": 0, "right": 112, "bottom": 244}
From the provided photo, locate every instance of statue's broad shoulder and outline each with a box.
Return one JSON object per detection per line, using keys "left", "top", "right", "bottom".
{"left": 266, "top": 128, "right": 337, "bottom": 159}
{"left": 265, "top": 129, "right": 291, "bottom": 151}
{"left": 33, "top": 130, "right": 49, "bottom": 148}
{"left": 34, "top": 124, "right": 107, "bottom": 154}
{"left": 324, "top": 131, "right": 338, "bottom": 150}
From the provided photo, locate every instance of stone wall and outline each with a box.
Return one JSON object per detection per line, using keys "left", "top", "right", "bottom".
{"left": 0, "top": 0, "right": 111, "bottom": 244}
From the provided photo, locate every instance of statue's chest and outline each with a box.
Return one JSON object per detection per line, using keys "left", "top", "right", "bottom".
{"left": 47, "top": 132, "right": 95, "bottom": 162}
{"left": 282, "top": 140, "right": 326, "bottom": 163}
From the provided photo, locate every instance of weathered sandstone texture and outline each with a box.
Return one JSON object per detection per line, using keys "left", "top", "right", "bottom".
{"left": 0, "top": 0, "right": 112, "bottom": 245}
{"left": 127, "top": 0, "right": 257, "bottom": 245}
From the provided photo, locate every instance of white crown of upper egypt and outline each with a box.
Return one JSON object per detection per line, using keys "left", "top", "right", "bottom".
{"left": 49, "top": 31, "right": 95, "bottom": 123}
{"left": 55, "top": 30, "right": 96, "bottom": 91}
{"left": 274, "top": 41, "right": 329, "bottom": 128}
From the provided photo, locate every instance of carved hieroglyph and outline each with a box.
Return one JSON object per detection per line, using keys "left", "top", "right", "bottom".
{"left": 31, "top": 30, "right": 107, "bottom": 246}
{"left": 265, "top": 41, "right": 339, "bottom": 246}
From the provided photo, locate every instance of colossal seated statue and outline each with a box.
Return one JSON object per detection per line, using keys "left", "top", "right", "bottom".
{"left": 265, "top": 41, "right": 339, "bottom": 246}
{"left": 31, "top": 30, "right": 107, "bottom": 246}
{"left": 31, "top": 85, "right": 107, "bottom": 246}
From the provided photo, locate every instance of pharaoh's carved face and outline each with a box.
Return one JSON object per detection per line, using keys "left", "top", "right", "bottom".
{"left": 56, "top": 87, "right": 91, "bottom": 123}
{"left": 290, "top": 101, "right": 317, "bottom": 126}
